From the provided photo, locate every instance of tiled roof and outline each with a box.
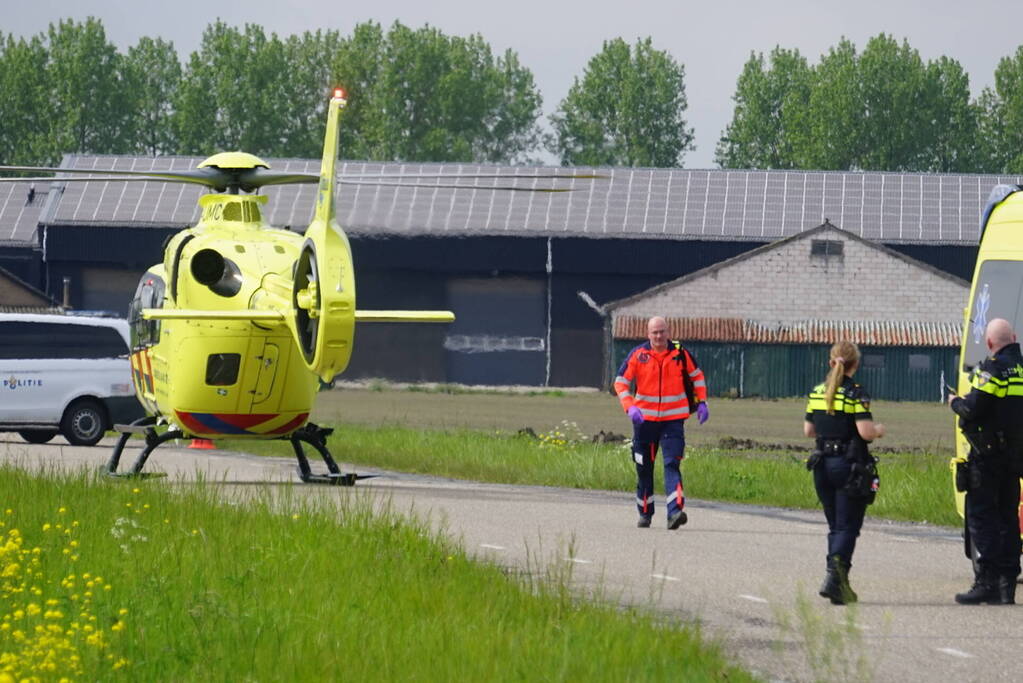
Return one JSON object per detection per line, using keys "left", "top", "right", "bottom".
{"left": 613, "top": 316, "right": 961, "bottom": 347}
{"left": 20, "top": 155, "right": 1023, "bottom": 246}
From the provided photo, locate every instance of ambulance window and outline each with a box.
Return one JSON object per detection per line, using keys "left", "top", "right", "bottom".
{"left": 206, "top": 353, "right": 240, "bottom": 385}
{"left": 963, "top": 260, "right": 1023, "bottom": 371}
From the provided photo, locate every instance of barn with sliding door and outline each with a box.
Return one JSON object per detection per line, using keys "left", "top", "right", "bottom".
{"left": 1, "top": 160, "right": 1016, "bottom": 388}
{"left": 606, "top": 223, "right": 969, "bottom": 401}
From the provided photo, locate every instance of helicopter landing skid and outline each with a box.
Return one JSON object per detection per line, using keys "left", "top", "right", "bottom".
{"left": 106, "top": 417, "right": 183, "bottom": 479}
{"left": 289, "top": 422, "right": 369, "bottom": 486}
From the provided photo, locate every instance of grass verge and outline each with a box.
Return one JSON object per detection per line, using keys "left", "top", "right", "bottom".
{"left": 223, "top": 423, "right": 961, "bottom": 527}
{"left": 0, "top": 465, "right": 752, "bottom": 682}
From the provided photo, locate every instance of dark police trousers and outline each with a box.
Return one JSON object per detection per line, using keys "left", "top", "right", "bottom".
{"left": 632, "top": 419, "right": 685, "bottom": 519}
{"left": 966, "top": 451, "right": 1022, "bottom": 580}
{"left": 813, "top": 454, "right": 867, "bottom": 566}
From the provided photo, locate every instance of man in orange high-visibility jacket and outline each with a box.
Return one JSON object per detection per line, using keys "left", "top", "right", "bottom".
{"left": 615, "top": 316, "right": 709, "bottom": 529}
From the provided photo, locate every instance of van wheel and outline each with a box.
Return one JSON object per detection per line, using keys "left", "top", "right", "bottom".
{"left": 18, "top": 429, "right": 58, "bottom": 444}
{"left": 61, "top": 400, "right": 107, "bottom": 446}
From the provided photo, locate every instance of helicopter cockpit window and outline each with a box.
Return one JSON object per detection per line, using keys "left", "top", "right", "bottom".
{"left": 129, "top": 273, "right": 165, "bottom": 350}
{"left": 206, "top": 353, "right": 241, "bottom": 386}
{"left": 244, "top": 203, "right": 261, "bottom": 222}
{"left": 223, "top": 202, "right": 243, "bottom": 222}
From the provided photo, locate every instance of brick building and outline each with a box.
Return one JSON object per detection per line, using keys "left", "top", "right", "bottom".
{"left": 607, "top": 222, "right": 969, "bottom": 400}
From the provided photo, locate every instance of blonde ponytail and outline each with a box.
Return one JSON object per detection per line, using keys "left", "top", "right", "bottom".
{"left": 823, "top": 341, "right": 861, "bottom": 415}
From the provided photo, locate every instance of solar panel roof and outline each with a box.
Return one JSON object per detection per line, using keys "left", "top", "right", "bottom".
{"left": 0, "top": 181, "right": 47, "bottom": 243}
{"left": 18, "top": 155, "right": 1023, "bottom": 246}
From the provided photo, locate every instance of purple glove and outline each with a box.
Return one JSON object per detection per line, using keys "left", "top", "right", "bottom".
{"left": 695, "top": 402, "right": 709, "bottom": 425}
{"left": 627, "top": 406, "right": 644, "bottom": 425}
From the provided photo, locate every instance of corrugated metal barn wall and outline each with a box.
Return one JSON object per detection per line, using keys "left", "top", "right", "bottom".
{"left": 612, "top": 340, "right": 958, "bottom": 402}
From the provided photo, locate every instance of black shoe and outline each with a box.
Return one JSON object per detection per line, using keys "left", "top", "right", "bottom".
{"left": 637, "top": 516, "right": 651, "bottom": 528}
{"left": 955, "top": 579, "right": 1001, "bottom": 605}
{"left": 667, "top": 510, "right": 688, "bottom": 530}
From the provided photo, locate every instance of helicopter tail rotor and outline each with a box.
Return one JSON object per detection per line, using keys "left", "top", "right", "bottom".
{"left": 291, "top": 224, "right": 356, "bottom": 382}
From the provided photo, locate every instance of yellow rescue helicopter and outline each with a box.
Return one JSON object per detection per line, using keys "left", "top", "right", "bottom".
{"left": 0, "top": 88, "right": 590, "bottom": 483}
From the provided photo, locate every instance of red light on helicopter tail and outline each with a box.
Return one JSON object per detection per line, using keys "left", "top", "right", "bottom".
{"left": 333, "top": 87, "right": 346, "bottom": 100}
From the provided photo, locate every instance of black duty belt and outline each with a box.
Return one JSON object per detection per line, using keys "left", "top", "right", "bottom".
{"left": 817, "top": 438, "right": 850, "bottom": 456}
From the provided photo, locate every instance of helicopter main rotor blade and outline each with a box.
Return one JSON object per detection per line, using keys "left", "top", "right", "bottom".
{"left": 339, "top": 180, "right": 574, "bottom": 192}
{"left": 237, "top": 170, "right": 319, "bottom": 187}
{"left": 0, "top": 175, "right": 204, "bottom": 185}
{"left": 0, "top": 164, "right": 229, "bottom": 189}
{"left": 337, "top": 172, "right": 606, "bottom": 180}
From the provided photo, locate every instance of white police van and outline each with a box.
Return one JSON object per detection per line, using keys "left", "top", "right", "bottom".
{"left": 0, "top": 313, "right": 143, "bottom": 446}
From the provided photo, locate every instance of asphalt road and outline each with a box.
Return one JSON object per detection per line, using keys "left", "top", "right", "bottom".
{"left": 2, "top": 435, "right": 1020, "bottom": 683}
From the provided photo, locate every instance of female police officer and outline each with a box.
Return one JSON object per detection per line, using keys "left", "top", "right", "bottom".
{"left": 803, "top": 341, "right": 885, "bottom": 605}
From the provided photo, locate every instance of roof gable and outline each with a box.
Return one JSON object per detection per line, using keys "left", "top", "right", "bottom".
{"left": 0, "top": 265, "right": 57, "bottom": 308}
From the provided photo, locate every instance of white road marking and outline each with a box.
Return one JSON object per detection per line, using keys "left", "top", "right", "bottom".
{"left": 738, "top": 594, "right": 768, "bottom": 604}
{"left": 566, "top": 558, "right": 592, "bottom": 564}
{"left": 479, "top": 543, "right": 506, "bottom": 550}
{"left": 651, "top": 573, "right": 680, "bottom": 582}
{"left": 889, "top": 536, "right": 919, "bottom": 543}
{"left": 935, "top": 647, "right": 974, "bottom": 659}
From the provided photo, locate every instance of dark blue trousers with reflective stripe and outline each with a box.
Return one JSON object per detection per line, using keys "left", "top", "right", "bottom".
{"left": 632, "top": 418, "right": 685, "bottom": 519}
{"left": 813, "top": 455, "right": 867, "bottom": 566}
{"left": 966, "top": 453, "right": 1022, "bottom": 579}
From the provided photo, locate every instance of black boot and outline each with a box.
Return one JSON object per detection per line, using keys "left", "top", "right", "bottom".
{"left": 821, "top": 554, "right": 857, "bottom": 605}
{"left": 998, "top": 575, "right": 1017, "bottom": 605}
{"left": 819, "top": 565, "right": 839, "bottom": 601}
{"left": 955, "top": 570, "right": 1001, "bottom": 605}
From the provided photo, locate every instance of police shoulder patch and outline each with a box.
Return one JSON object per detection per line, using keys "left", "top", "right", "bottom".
{"left": 976, "top": 371, "right": 993, "bottom": 387}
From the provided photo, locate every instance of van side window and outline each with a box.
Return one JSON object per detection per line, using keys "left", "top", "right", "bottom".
{"left": 0, "top": 322, "right": 127, "bottom": 360}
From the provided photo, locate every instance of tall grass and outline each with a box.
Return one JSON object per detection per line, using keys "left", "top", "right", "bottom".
{"left": 0, "top": 465, "right": 752, "bottom": 682}
{"left": 227, "top": 424, "right": 961, "bottom": 526}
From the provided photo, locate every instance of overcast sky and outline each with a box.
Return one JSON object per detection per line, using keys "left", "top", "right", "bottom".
{"left": 6, "top": 0, "right": 1022, "bottom": 168}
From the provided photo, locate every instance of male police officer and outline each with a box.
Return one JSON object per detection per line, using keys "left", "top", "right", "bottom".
{"left": 949, "top": 317, "right": 1023, "bottom": 605}
{"left": 615, "top": 316, "right": 708, "bottom": 529}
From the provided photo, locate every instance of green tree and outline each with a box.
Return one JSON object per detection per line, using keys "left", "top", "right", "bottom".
{"left": 280, "top": 29, "right": 343, "bottom": 158}
{"left": 922, "top": 56, "right": 980, "bottom": 172}
{"left": 173, "top": 21, "right": 296, "bottom": 156}
{"left": 367, "top": 22, "right": 543, "bottom": 163}
{"left": 715, "top": 47, "right": 811, "bottom": 169}
{"left": 723, "top": 35, "right": 982, "bottom": 173}
{"left": 0, "top": 33, "right": 51, "bottom": 164}
{"left": 855, "top": 34, "right": 931, "bottom": 170}
{"left": 788, "top": 38, "right": 862, "bottom": 170}
{"left": 45, "top": 17, "right": 133, "bottom": 158}
{"left": 123, "top": 37, "right": 181, "bottom": 156}
{"left": 978, "top": 46, "right": 1023, "bottom": 173}
{"left": 551, "top": 37, "right": 694, "bottom": 167}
